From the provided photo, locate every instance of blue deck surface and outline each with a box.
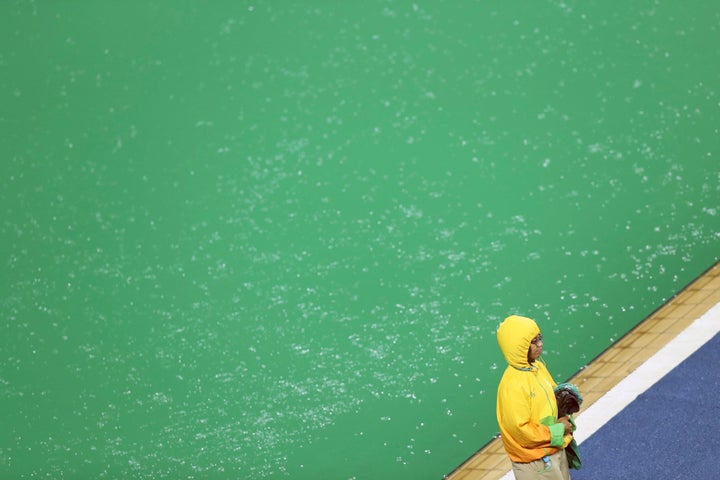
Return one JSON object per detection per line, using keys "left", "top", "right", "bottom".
{"left": 571, "top": 332, "right": 720, "bottom": 479}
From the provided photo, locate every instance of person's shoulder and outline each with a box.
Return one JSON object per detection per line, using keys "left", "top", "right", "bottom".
{"left": 498, "top": 368, "right": 533, "bottom": 389}
{"left": 534, "top": 360, "right": 558, "bottom": 385}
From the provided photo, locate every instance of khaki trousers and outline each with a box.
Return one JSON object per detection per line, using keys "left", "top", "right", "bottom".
{"left": 511, "top": 449, "right": 571, "bottom": 480}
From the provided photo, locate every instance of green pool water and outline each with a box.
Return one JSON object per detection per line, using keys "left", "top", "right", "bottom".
{"left": 1, "top": 1, "right": 718, "bottom": 479}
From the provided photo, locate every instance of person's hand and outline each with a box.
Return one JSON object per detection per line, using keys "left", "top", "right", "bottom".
{"left": 558, "top": 416, "right": 573, "bottom": 435}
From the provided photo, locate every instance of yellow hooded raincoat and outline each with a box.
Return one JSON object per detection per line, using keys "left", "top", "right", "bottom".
{"left": 496, "top": 315, "right": 572, "bottom": 463}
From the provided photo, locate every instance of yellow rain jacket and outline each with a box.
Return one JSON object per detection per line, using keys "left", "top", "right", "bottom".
{"left": 496, "top": 315, "right": 572, "bottom": 463}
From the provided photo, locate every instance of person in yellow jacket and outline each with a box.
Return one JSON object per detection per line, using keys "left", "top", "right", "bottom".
{"left": 496, "top": 315, "right": 575, "bottom": 480}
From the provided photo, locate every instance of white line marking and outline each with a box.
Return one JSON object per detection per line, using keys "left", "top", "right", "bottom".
{"left": 573, "top": 301, "right": 720, "bottom": 444}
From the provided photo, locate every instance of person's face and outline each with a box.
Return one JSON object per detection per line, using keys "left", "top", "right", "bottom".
{"left": 528, "top": 333, "right": 543, "bottom": 363}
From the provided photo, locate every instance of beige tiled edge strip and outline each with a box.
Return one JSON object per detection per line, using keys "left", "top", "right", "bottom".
{"left": 445, "top": 260, "right": 720, "bottom": 480}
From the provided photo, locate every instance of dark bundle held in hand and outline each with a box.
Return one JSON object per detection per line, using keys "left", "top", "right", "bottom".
{"left": 554, "top": 383, "right": 583, "bottom": 418}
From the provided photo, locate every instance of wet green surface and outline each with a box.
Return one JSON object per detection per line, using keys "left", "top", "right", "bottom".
{"left": 1, "top": 1, "right": 719, "bottom": 478}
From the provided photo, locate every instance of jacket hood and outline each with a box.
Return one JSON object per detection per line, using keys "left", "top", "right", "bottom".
{"left": 496, "top": 315, "right": 540, "bottom": 369}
